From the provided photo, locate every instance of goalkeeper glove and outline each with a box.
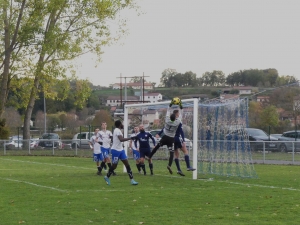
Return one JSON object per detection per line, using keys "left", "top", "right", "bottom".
{"left": 169, "top": 99, "right": 174, "bottom": 107}
{"left": 179, "top": 101, "right": 183, "bottom": 109}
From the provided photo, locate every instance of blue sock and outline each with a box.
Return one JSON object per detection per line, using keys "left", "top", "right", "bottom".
{"left": 185, "top": 155, "right": 191, "bottom": 168}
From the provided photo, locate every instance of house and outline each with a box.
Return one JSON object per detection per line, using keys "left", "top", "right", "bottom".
{"left": 112, "top": 82, "right": 153, "bottom": 90}
{"left": 140, "top": 93, "right": 162, "bottom": 103}
{"left": 106, "top": 96, "right": 140, "bottom": 106}
{"left": 256, "top": 96, "right": 270, "bottom": 103}
{"left": 222, "top": 86, "right": 253, "bottom": 95}
{"left": 220, "top": 94, "right": 239, "bottom": 102}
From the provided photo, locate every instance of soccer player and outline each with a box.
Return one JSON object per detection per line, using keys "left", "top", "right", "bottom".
{"left": 133, "top": 124, "right": 156, "bottom": 175}
{"left": 148, "top": 99, "right": 183, "bottom": 174}
{"left": 172, "top": 110, "right": 196, "bottom": 176}
{"left": 89, "top": 128, "right": 105, "bottom": 175}
{"left": 99, "top": 122, "right": 116, "bottom": 176}
{"left": 129, "top": 126, "right": 141, "bottom": 173}
{"left": 104, "top": 120, "right": 138, "bottom": 186}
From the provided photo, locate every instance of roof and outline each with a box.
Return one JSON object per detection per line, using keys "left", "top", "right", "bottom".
{"left": 107, "top": 96, "right": 139, "bottom": 100}
{"left": 143, "top": 93, "right": 161, "bottom": 96}
{"left": 223, "top": 86, "right": 253, "bottom": 91}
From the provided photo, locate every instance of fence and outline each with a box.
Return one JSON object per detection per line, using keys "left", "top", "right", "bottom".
{"left": 0, "top": 139, "right": 300, "bottom": 165}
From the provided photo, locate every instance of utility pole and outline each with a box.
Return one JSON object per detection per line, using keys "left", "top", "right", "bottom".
{"left": 116, "top": 74, "right": 150, "bottom": 105}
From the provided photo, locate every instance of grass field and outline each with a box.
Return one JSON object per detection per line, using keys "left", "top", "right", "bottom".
{"left": 1, "top": 156, "right": 300, "bottom": 225}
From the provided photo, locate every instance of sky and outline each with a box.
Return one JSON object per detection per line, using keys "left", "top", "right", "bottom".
{"left": 74, "top": 0, "right": 300, "bottom": 87}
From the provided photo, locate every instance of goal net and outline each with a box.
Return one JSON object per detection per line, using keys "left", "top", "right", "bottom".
{"left": 123, "top": 98, "right": 256, "bottom": 179}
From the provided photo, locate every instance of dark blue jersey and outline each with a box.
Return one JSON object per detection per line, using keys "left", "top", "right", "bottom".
{"left": 134, "top": 131, "right": 156, "bottom": 150}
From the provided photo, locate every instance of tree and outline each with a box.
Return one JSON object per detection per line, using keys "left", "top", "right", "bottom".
{"left": 160, "top": 68, "right": 177, "bottom": 87}
{"left": 17, "top": 0, "right": 134, "bottom": 141}
{"left": 2, "top": 107, "right": 22, "bottom": 131}
{"left": 92, "top": 110, "right": 113, "bottom": 130}
{"left": 249, "top": 101, "right": 263, "bottom": 128}
{"left": 260, "top": 105, "right": 279, "bottom": 129}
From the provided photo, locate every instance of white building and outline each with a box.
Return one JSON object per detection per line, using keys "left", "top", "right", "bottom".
{"left": 106, "top": 96, "right": 140, "bottom": 106}
{"left": 140, "top": 93, "right": 162, "bottom": 103}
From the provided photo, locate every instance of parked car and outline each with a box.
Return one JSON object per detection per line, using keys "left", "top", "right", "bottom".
{"left": 38, "top": 133, "right": 62, "bottom": 149}
{"left": 227, "top": 128, "right": 278, "bottom": 151}
{"left": 5, "top": 139, "right": 39, "bottom": 150}
{"left": 71, "top": 132, "right": 93, "bottom": 149}
{"left": 148, "top": 129, "right": 193, "bottom": 149}
{"left": 5, "top": 139, "right": 23, "bottom": 150}
{"left": 276, "top": 130, "right": 300, "bottom": 152}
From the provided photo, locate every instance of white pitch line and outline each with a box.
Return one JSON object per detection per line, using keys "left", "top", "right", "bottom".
{"left": 0, "top": 177, "right": 68, "bottom": 192}
{"left": 0, "top": 158, "right": 93, "bottom": 170}
{"left": 2, "top": 158, "right": 300, "bottom": 192}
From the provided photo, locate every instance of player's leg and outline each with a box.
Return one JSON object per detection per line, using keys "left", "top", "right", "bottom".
{"left": 149, "top": 136, "right": 166, "bottom": 158}
{"left": 139, "top": 150, "right": 147, "bottom": 175}
{"left": 146, "top": 150, "right": 154, "bottom": 175}
{"left": 133, "top": 150, "right": 141, "bottom": 173}
{"left": 120, "top": 150, "right": 138, "bottom": 185}
{"left": 174, "top": 148, "right": 185, "bottom": 176}
{"left": 94, "top": 154, "right": 102, "bottom": 175}
{"left": 180, "top": 143, "right": 195, "bottom": 171}
{"left": 101, "top": 147, "right": 108, "bottom": 171}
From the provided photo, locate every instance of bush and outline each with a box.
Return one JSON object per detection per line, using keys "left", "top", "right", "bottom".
{"left": 0, "top": 119, "right": 10, "bottom": 139}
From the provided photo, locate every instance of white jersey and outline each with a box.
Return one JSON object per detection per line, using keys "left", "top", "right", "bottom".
{"left": 130, "top": 133, "right": 139, "bottom": 150}
{"left": 111, "top": 128, "right": 123, "bottom": 151}
{"left": 99, "top": 130, "right": 112, "bottom": 148}
{"left": 163, "top": 107, "right": 182, "bottom": 137}
{"left": 90, "top": 135, "right": 101, "bottom": 154}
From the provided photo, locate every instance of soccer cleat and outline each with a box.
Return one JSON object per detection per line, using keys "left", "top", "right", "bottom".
{"left": 112, "top": 171, "right": 117, "bottom": 176}
{"left": 167, "top": 165, "right": 173, "bottom": 174}
{"left": 177, "top": 171, "right": 185, "bottom": 176}
{"left": 187, "top": 167, "right": 196, "bottom": 171}
{"left": 131, "top": 179, "right": 138, "bottom": 185}
{"left": 151, "top": 171, "right": 154, "bottom": 176}
{"left": 104, "top": 176, "right": 110, "bottom": 185}
{"left": 97, "top": 171, "right": 102, "bottom": 175}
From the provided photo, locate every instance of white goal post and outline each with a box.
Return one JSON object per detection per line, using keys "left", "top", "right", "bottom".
{"left": 123, "top": 98, "right": 199, "bottom": 179}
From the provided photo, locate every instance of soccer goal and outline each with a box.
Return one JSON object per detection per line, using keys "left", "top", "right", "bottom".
{"left": 123, "top": 98, "right": 256, "bottom": 179}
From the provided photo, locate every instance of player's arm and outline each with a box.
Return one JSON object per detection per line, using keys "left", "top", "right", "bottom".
{"left": 117, "top": 135, "right": 132, "bottom": 142}
{"left": 89, "top": 137, "right": 94, "bottom": 149}
{"left": 149, "top": 133, "right": 156, "bottom": 146}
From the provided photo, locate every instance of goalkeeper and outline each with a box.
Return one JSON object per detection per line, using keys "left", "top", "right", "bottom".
{"left": 148, "top": 98, "right": 183, "bottom": 174}
{"left": 156, "top": 109, "right": 196, "bottom": 176}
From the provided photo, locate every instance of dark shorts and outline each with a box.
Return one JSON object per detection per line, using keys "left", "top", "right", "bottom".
{"left": 174, "top": 138, "right": 183, "bottom": 150}
{"left": 140, "top": 148, "right": 151, "bottom": 158}
{"left": 159, "top": 135, "right": 174, "bottom": 152}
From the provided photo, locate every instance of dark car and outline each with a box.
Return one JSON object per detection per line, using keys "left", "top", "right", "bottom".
{"left": 276, "top": 130, "right": 300, "bottom": 152}
{"left": 227, "top": 128, "right": 278, "bottom": 151}
{"left": 39, "top": 133, "right": 62, "bottom": 149}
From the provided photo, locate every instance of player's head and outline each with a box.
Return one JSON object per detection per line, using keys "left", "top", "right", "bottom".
{"left": 133, "top": 126, "right": 139, "bottom": 133}
{"left": 101, "top": 122, "right": 107, "bottom": 129}
{"left": 170, "top": 113, "right": 176, "bottom": 121}
{"left": 139, "top": 124, "right": 144, "bottom": 131}
{"left": 173, "top": 109, "right": 179, "bottom": 118}
{"left": 115, "top": 120, "right": 123, "bottom": 129}
{"left": 94, "top": 128, "right": 100, "bottom": 134}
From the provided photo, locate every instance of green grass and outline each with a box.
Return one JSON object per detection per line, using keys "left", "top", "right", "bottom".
{"left": 1, "top": 156, "right": 300, "bottom": 225}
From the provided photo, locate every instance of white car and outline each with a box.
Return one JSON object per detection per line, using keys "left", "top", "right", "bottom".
{"left": 5, "top": 139, "right": 39, "bottom": 150}
{"left": 148, "top": 129, "right": 193, "bottom": 149}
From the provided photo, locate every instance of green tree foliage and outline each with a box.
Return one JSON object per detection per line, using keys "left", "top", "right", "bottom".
{"left": 0, "top": 119, "right": 10, "bottom": 139}
{"left": 260, "top": 105, "right": 279, "bottom": 129}
{"left": 249, "top": 101, "right": 263, "bottom": 128}
{"left": 92, "top": 110, "right": 113, "bottom": 130}
{"left": 160, "top": 69, "right": 198, "bottom": 87}
{"left": 0, "top": 0, "right": 137, "bottom": 140}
